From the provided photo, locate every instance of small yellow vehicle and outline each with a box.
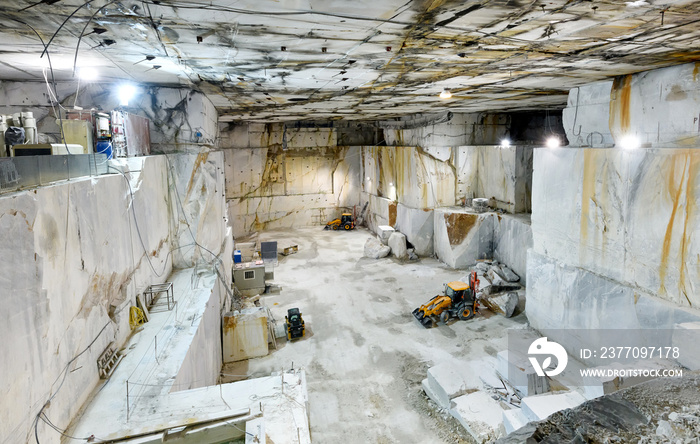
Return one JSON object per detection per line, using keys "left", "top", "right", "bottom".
{"left": 285, "top": 308, "right": 305, "bottom": 340}
{"left": 412, "top": 272, "right": 479, "bottom": 328}
{"left": 324, "top": 213, "right": 355, "bottom": 230}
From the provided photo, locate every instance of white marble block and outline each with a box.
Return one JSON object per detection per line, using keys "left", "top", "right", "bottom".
{"left": 377, "top": 225, "right": 395, "bottom": 245}
{"left": 388, "top": 232, "right": 408, "bottom": 260}
{"left": 394, "top": 203, "right": 434, "bottom": 256}
{"left": 433, "top": 207, "right": 494, "bottom": 269}
{"left": 450, "top": 391, "right": 506, "bottom": 443}
{"left": 520, "top": 391, "right": 587, "bottom": 422}
{"left": 531, "top": 147, "right": 700, "bottom": 308}
{"left": 496, "top": 350, "right": 550, "bottom": 397}
{"left": 423, "top": 363, "right": 471, "bottom": 410}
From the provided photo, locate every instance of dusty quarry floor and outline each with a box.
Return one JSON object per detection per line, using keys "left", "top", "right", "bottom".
{"left": 223, "top": 227, "right": 528, "bottom": 444}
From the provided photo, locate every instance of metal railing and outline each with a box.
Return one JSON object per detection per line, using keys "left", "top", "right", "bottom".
{"left": 0, "top": 154, "right": 109, "bottom": 194}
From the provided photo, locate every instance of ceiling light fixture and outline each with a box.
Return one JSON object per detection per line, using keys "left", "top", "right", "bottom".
{"left": 546, "top": 137, "right": 560, "bottom": 148}
{"left": 619, "top": 135, "right": 640, "bottom": 149}
{"left": 500, "top": 139, "right": 511, "bottom": 147}
{"left": 118, "top": 84, "right": 137, "bottom": 106}
{"left": 439, "top": 89, "right": 452, "bottom": 99}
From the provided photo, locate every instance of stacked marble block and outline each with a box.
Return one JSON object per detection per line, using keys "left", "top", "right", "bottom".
{"left": 420, "top": 351, "right": 594, "bottom": 440}
{"left": 367, "top": 196, "right": 533, "bottom": 282}
{"left": 421, "top": 362, "right": 509, "bottom": 443}
{"left": 434, "top": 209, "right": 532, "bottom": 284}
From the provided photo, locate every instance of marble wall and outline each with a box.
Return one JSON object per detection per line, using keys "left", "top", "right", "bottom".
{"left": 221, "top": 125, "right": 361, "bottom": 238}
{"left": 493, "top": 214, "right": 532, "bottom": 285}
{"left": 362, "top": 145, "right": 457, "bottom": 210}
{"left": 382, "top": 113, "right": 510, "bottom": 147}
{"left": 0, "top": 153, "right": 231, "bottom": 444}
{"left": 532, "top": 148, "right": 699, "bottom": 310}
{"left": 455, "top": 145, "right": 533, "bottom": 213}
{"left": 562, "top": 63, "right": 700, "bottom": 148}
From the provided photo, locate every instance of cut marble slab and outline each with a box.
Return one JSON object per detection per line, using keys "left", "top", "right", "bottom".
{"left": 502, "top": 408, "right": 529, "bottom": 435}
{"left": 424, "top": 362, "right": 471, "bottom": 410}
{"left": 450, "top": 391, "right": 506, "bottom": 443}
{"left": 496, "top": 350, "right": 550, "bottom": 397}
{"left": 377, "top": 225, "right": 395, "bottom": 245}
{"left": 520, "top": 391, "right": 587, "bottom": 422}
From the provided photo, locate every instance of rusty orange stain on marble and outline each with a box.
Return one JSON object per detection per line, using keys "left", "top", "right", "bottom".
{"left": 609, "top": 75, "right": 633, "bottom": 135}
{"left": 693, "top": 62, "right": 700, "bottom": 82}
{"left": 658, "top": 151, "right": 698, "bottom": 306}
{"left": 186, "top": 152, "right": 209, "bottom": 197}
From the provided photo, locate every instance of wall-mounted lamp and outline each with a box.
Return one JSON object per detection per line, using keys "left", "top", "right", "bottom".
{"left": 439, "top": 89, "right": 452, "bottom": 99}
{"left": 500, "top": 139, "right": 511, "bottom": 147}
{"left": 546, "top": 137, "right": 560, "bottom": 148}
{"left": 118, "top": 84, "right": 137, "bottom": 106}
{"left": 619, "top": 135, "right": 640, "bottom": 149}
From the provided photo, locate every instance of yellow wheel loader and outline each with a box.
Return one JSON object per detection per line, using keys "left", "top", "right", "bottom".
{"left": 412, "top": 272, "right": 479, "bottom": 328}
{"left": 324, "top": 213, "right": 355, "bottom": 230}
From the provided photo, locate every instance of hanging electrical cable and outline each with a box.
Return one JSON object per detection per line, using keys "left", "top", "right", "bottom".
{"left": 8, "top": 17, "right": 74, "bottom": 154}
{"left": 32, "top": 321, "right": 113, "bottom": 443}
{"left": 72, "top": 0, "right": 120, "bottom": 76}
{"left": 39, "top": 0, "right": 96, "bottom": 58}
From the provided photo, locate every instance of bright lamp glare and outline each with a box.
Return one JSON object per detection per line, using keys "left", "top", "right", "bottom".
{"left": 620, "top": 135, "right": 640, "bottom": 149}
{"left": 501, "top": 139, "right": 511, "bottom": 147}
{"left": 546, "top": 137, "right": 560, "bottom": 149}
{"left": 78, "top": 67, "right": 98, "bottom": 81}
{"left": 118, "top": 84, "right": 137, "bottom": 106}
{"left": 439, "top": 89, "right": 452, "bottom": 99}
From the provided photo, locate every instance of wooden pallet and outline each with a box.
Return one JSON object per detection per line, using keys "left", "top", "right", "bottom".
{"left": 280, "top": 245, "right": 298, "bottom": 256}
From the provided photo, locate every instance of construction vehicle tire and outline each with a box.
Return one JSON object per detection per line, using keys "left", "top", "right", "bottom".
{"left": 440, "top": 311, "right": 449, "bottom": 323}
{"left": 332, "top": 224, "right": 338, "bottom": 230}
{"left": 458, "top": 304, "right": 475, "bottom": 320}
{"left": 344, "top": 223, "right": 351, "bottom": 230}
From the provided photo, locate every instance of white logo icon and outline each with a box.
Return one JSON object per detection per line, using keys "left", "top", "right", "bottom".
{"left": 528, "top": 337, "right": 568, "bottom": 377}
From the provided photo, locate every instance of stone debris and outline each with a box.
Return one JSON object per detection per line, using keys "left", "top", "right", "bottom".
{"left": 388, "top": 231, "right": 408, "bottom": 260}
{"left": 655, "top": 419, "right": 674, "bottom": 438}
{"left": 363, "top": 237, "right": 391, "bottom": 259}
{"left": 497, "top": 375, "right": 700, "bottom": 443}
{"left": 481, "top": 292, "right": 518, "bottom": 318}
{"left": 499, "top": 264, "right": 520, "bottom": 282}
{"left": 376, "top": 225, "right": 395, "bottom": 245}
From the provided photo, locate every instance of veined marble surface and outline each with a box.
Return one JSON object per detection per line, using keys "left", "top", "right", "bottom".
{"left": 433, "top": 207, "right": 494, "bottom": 269}
{"left": 362, "top": 146, "right": 456, "bottom": 209}
{"left": 532, "top": 147, "right": 699, "bottom": 308}
{"left": 526, "top": 250, "right": 700, "bottom": 354}
{"left": 225, "top": 146, "right": 361, "bottom": 237}
{"left": 0, "top": 154, "right": 231, "bottom": 444}
{"left": 563, "top": 62, "right": 700, "bottom": 148}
